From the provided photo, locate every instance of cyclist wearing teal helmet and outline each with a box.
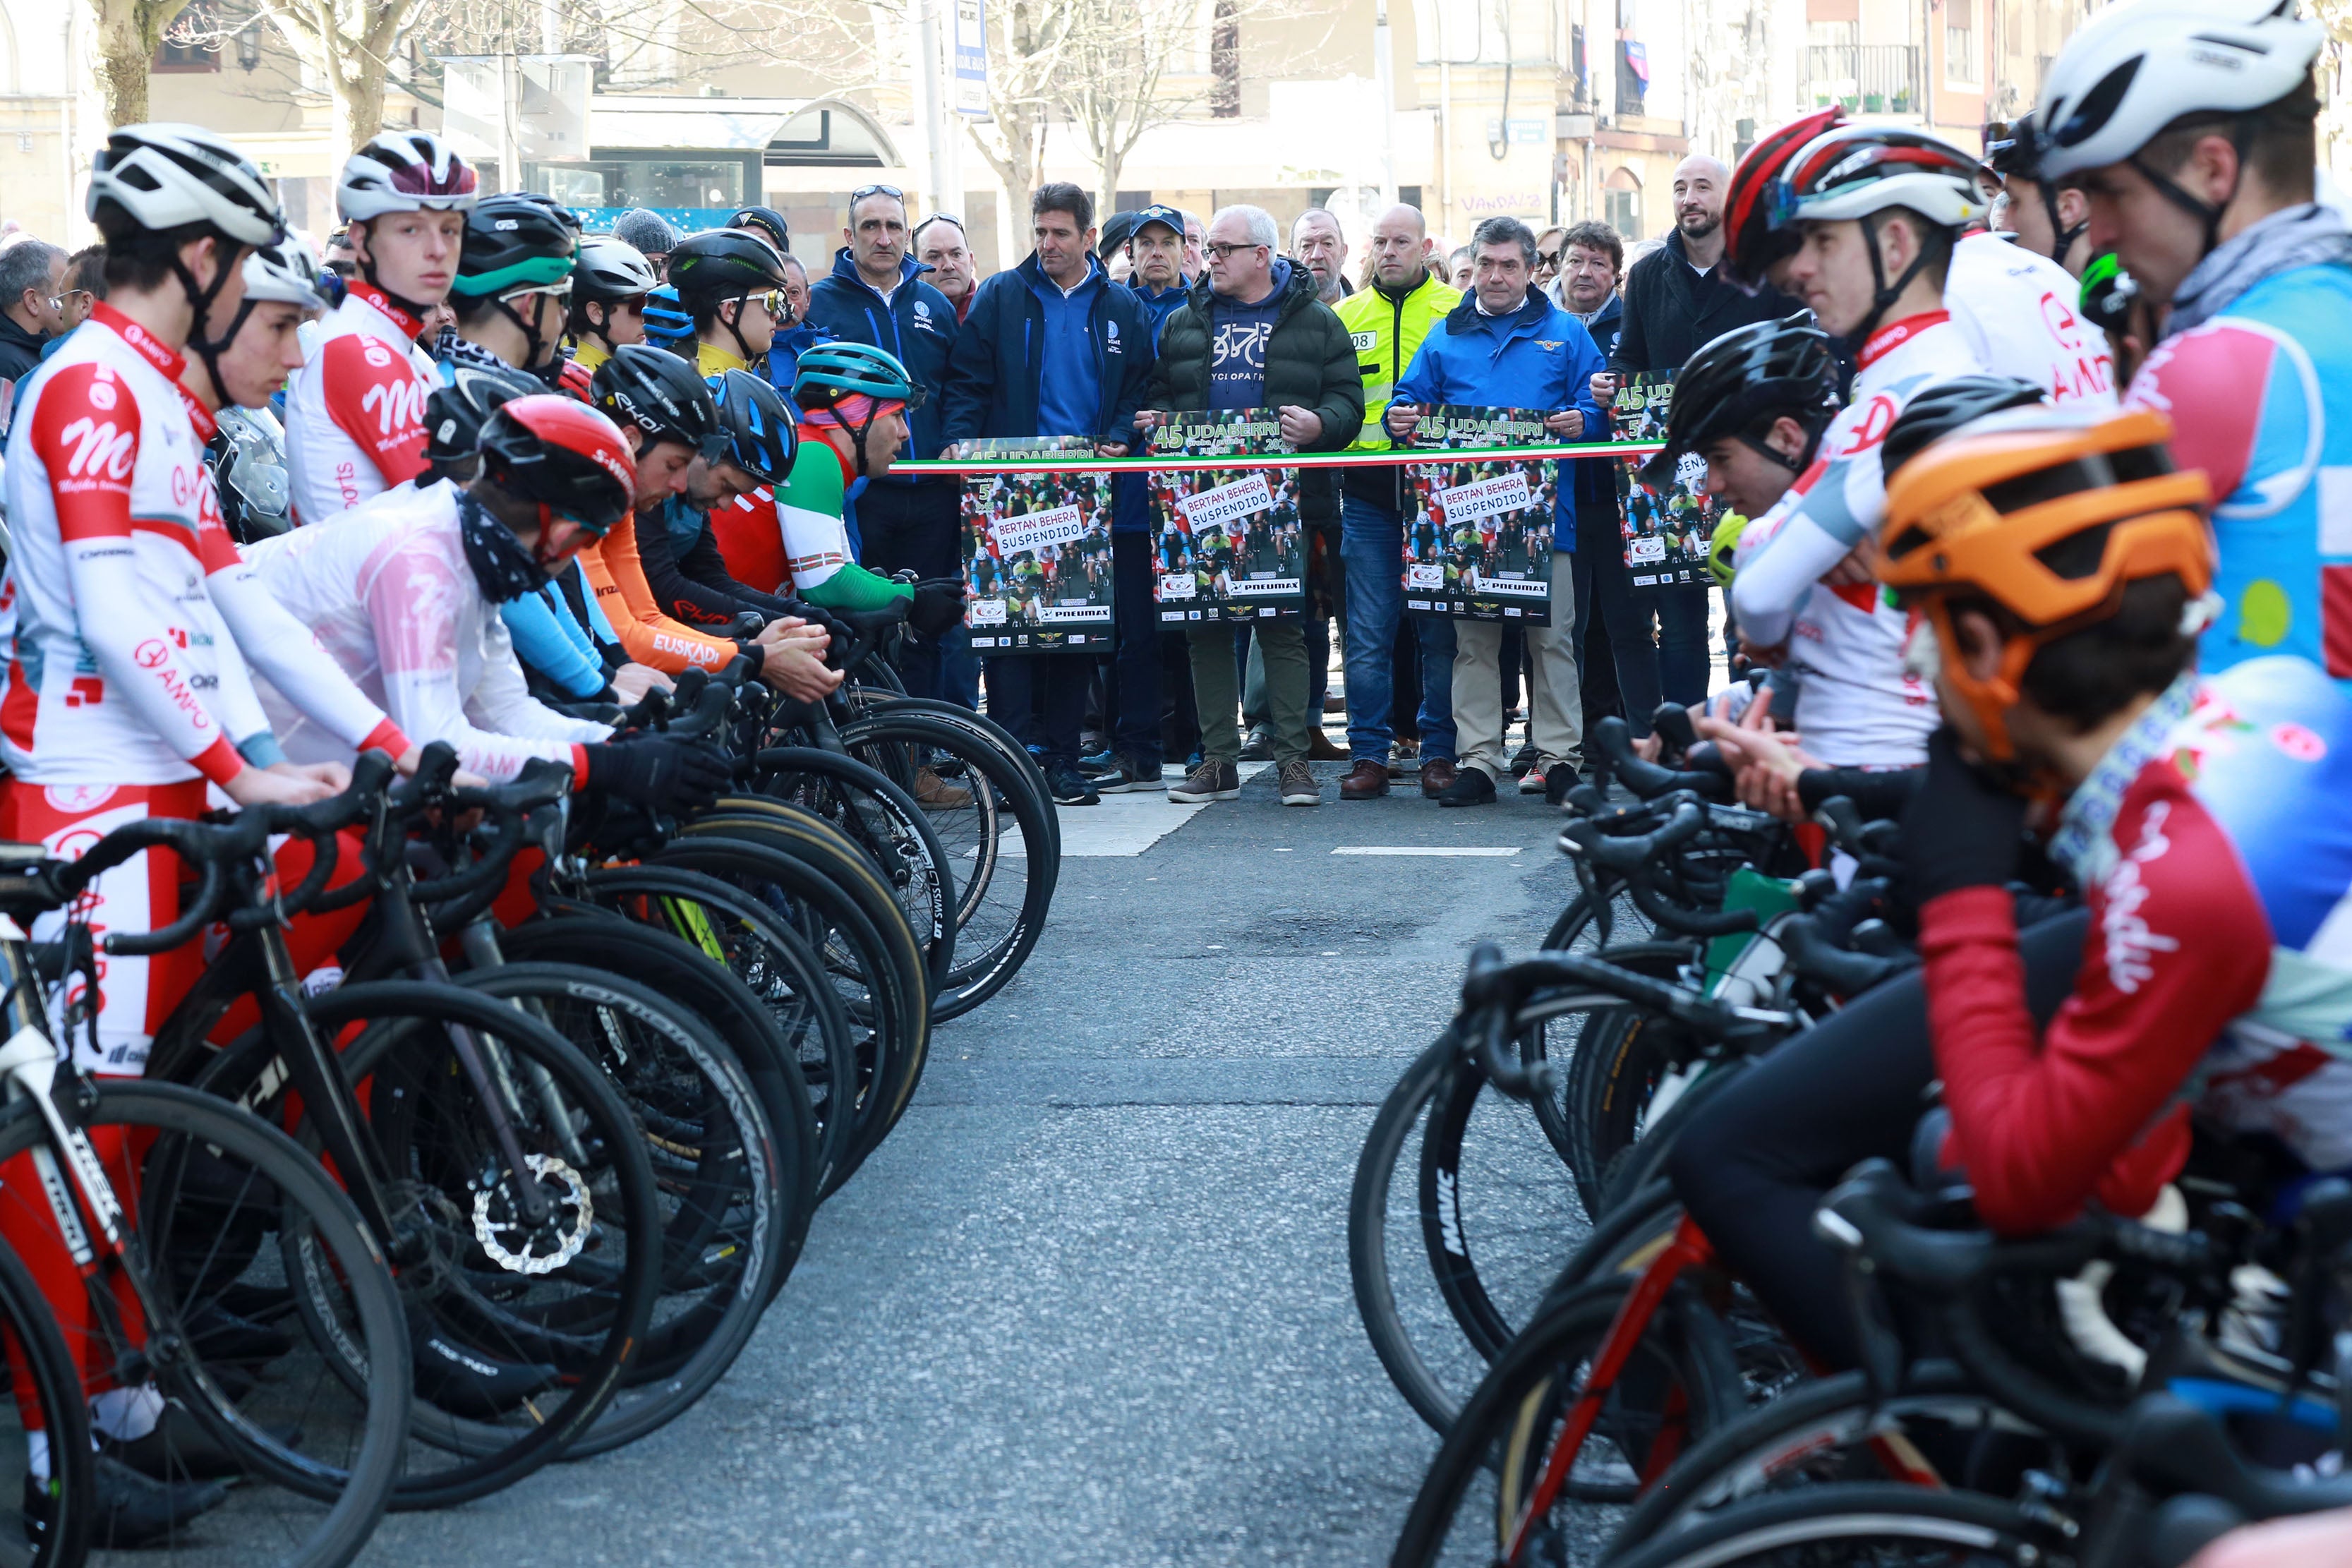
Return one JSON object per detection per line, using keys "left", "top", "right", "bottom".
{"left": 448, "top": 193, "right": 579, "bottom": 373}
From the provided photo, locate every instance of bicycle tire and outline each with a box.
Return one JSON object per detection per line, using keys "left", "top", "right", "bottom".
{"left": 855, "top": 695, "right": 1060, "bottom": 867}
{"left": 1598, "top": 1481, "right": 2047, "bottom": 1568}
{"left": 0, "top": 1217, "right": 91, "bottom": 1567}
{"left": 1348, "top": 1035, "right": 1463, "bottom": 1434}
{"left": 1593, "top": 1058, "right": 1754, "bottom": 1219}
{"left": 1516, "top": 941, "right": 1698, "bottom": 1206}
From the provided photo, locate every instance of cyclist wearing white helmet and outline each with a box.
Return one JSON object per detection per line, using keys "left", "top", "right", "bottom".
{"left": 284, "top": 131, "right": 477, "bottom": 523}
{"left": 1726, "top": 123, "right": 1991, "bottom": 766}
{"left": 2035, "top": 0, "right": 2352, "bottom": 687}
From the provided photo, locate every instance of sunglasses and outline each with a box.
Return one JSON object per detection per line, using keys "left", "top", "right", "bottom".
{"left": 1536, "top": 251, "right": 1563, "bottom": 267}
{"left": 851, "top": 183, "right": 906, "bottom": 203}
{"left": 505, "top": 280, "right": 573, "bottom": 306}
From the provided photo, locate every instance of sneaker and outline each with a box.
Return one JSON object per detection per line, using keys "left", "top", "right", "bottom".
{"left": 1438, "top": 766, "right": 1497, "bottom": 807}
{"left": 1278, "top": 760, "right": 1320, "bottom": 806}
{"left": 1047, "top": 763, "right": 1101, "bottom": 806}
{"left": 1238, "top": 725, "right": 1275, "bottom": 762}
{"left": 1096, "top": 753, "right": 1164, "bottom": 793}
{"left": 28, "top": 1459, "right": 229, "bottom": 1550}
{"left": 1168, "top": 758, "right": 1241, "bottom": 802}
{"left": 1508, "top": 742, "right": 1540, "bottom": 778}
{"left": 1307, "top": 727, "right": 1348, "bottom": 761}
{"left": 1519, "top": 761, "right": 1550, "bottom": 795}
{"left": 1389, "top": 737, "right": 1421, "bottom": 778}
{"left": 912, "top": 765, "right": 973, "bottom": 807}
{"left": 1079, "top": 745, "right": 1116, "bottom": 776}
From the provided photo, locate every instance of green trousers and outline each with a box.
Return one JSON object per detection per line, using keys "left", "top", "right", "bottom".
{"left": 1188, "top": 620, "right": 1311, "bottom": 766}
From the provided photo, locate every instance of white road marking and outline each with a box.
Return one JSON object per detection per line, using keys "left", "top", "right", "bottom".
{"left": 1330, "top": 846, "right": 1523, "bottom": 857}
{"left": 1049, "top": 763, "right": 1272, "bottom": 857}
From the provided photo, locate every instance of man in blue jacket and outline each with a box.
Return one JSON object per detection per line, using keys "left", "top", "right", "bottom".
{"left": 942, "top": 183, "right": 1157, "bottom": 805}
{"left": 1388, "top": 216, "right": 1603, "bottom": 807}
{"left": 806, "top": 183, "right": 961, "bottom": 697}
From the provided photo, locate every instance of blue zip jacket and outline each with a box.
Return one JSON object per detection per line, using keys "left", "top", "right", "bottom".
{"left": 803, "top": 248, "right": 958, "bottom": 476}
{"left": 941, "top": 252, "right": 1157, "bottom": 531}
{"left": 1131, "top": 281, "right": 1190, "bottom": 346}
{"left": 1393, "top": 290, "right": 1605, "bottom": 549}
{"left": 763, "top": 321, "right": 836, "bottom": 401}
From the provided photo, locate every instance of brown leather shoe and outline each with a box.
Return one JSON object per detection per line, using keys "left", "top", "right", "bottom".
{"left": 1339, "top": 759, "right": 1389, "bottom": 800}
{"left": 1420, "top": 758, "right": 1459, "bottom": 798}
{"left": 1308, "top": 727, "right": 1349, "bottom": 761}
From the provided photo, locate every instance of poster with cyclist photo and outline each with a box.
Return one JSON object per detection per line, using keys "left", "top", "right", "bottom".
{"left": 959, "top": 436, "right": 1116, "bottom": 654}
{"left": 1612, "top": 372, "right": 1718, "bottom": 591}
{"left": 1403, "top": 406, "right": 1555, "bottom": 626}
{"left": 1147, "top": 408, "right": 1305, "bottom": 623}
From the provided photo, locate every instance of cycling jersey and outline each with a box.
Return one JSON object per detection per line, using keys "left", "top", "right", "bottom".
{"left": 1730, "top": 310, "right": 1979, "bottom": 766}
{"left": 773, "top": 440, "right": 912, "bottom": 612}
{"left": 1926, "top": 656, "right": 2352, "bottom": 1234}
{"left": 710, "top": 486, "right": 790, "bottom": 595}
{"left": 569, "top": 339, "right": 611, "bottom": 378}
{"left": 576, "top": 512, "right": 744, "bottom": 674}
{"left": 0, "top": 303, "right": 273, "bottom": 788}
{"left": 243, "top": 479, "right": 609, "bottom": 779}
{"left": 1943, "top": 231, "right": 2118, "bottom": 407}
{"left": 651, "top": 495, "right": 797, "bottom": 626}
{"left": 284, "top": 283, "right": 436, "bottom": 524}
{"left": 696, "top": 342, "right": 748, "bottom": 378}
{"left": 502, "top": 571, "right": 613, "bottom": 701}
{"left": 2123, "top": 251, "right": 2352, "bottom": 683}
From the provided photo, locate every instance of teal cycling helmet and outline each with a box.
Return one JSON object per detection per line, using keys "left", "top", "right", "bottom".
{"left": 791, "top": 342, "right": 924, "bottom": 478}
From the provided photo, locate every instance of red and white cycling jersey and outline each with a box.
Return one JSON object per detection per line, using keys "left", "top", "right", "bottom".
{"left": 1945, "top": 231, "right": 2118, "bottom": 409}
{"left": 1732, "top": 311, "right": 1983, "bottom": 766}
{"left": 283, "top": 283, "right": 436, "bottom": 524}
{"left": 243, "top": 480, "right": 608, "bottom": 780}
{"left": 0, "top": 304, "right": 270, "bottom": 787}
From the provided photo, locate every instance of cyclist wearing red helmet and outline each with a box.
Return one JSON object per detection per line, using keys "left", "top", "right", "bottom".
{"left": 284, "top": 132, "right": 477, "bottom": 523}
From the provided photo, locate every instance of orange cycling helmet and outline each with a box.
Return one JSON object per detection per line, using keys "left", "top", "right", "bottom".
{"left": 1724, "top": 105, "right": 1847, "bottom": 292}
{"left": 1876, "top": 405, "right": 2214, "bottom": 761}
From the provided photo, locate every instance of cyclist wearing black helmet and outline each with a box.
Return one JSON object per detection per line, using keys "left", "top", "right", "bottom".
{"left": 445, "top": 193, "right": 579, "bottom": 380}
{"left": 668, "top": 228, "right": 795, "bottom": 378}
{"left": 564, "top": 234, "right": 658, "bottom": 376}
{"left": 1640, "top": 312, "right": 1840, "bottom": 519}
{"left": 1984, "top": 112, "right": 2091, "bottom": 275}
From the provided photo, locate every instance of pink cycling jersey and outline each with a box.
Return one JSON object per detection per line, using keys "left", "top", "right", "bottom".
{"left": 243, "top": 479, "right": 607, "bottom": 780}
{"left": 284, "top": 283, "right": 436, "bottom": 524}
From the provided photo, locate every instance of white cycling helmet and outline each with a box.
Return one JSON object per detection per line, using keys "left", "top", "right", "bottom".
{"left": 241, "top": 231, "right": 328, "bottom": 310}
{"left": 572, "top": 235, "right": 659, "bottom": 304}
{"left": 2034, "top": 0, "right": 2324, "bottom": 180}
{"left": 337, "top": 131, "right": 478, "bottom": 223}
{"left": 1773, "top": 123, "right": 1989, "bottom": 229}
{"left": 86, "top": 123, "right": 283, "bottom": 248}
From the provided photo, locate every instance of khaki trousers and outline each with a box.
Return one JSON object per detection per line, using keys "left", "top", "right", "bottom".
{"left": 1451, "top": 550, "right": 1581, "bottom": 780}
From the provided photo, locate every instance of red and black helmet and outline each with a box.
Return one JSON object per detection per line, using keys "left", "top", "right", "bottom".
{"left": 1723, "top": 106, "right": 1847, "bottom": 293}
{"left": 476, "top": 395, "right": 636, "bottom": 536}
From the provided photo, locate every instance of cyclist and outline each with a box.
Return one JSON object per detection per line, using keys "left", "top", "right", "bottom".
{"left": 1985, "top": 110, "right": 2091, "bottom": 275}
{"left": 2033, "top": 0, "right": 2352, "bottom": 682}
{"left": 582, "top": 347, "right": 844, "bottom": 697}
{"left": 668, "top": 228, "right": 795, "bottom": 378}
{"left": 1724, "top": 105, "right": 2116, "bottom": 405}
{"left": 284, "top": 131, "right": 476, "bottom": 521}
{"left": 1725, "top": 124, "right": 1990, "bottom": 768}
{"left": 564, "top": 233, "right": 658, "bottom": 377}
{"left": 245, "top": 393, "right": 725, "bottom": 802}
{"left": 442, "top": 192, "right": 579, "bottom": 383}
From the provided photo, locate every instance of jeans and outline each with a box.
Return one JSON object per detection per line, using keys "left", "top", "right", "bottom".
{"left": 982, "top": 651, "right": 1090, "bottom": 771}
{"left": 1102, "top": 530, "right": 1164, "bottom": 770}
{"left": 1188, "top": 617, "right": 1310, "bottom": 766}
{"left": 1575, "top": 498, "right": 1712, "bottom": 733}
{"left": 857, "top": 481, "right": 961, "bottom": 702}
{"left": 1339, "top": 495, "right": 1457, "bottom": 762}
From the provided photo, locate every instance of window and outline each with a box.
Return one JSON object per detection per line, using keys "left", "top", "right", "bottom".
{"left": 1615, "top": 40, "right": 1648, "bottom": 116}
{"left": 1944, "top": 0, "right": 1977, "bottom": 83}
{"left": 1605, "top": 167, "right": 1641, "bottom": 241}
{"left": 153, "top": 4, "right": 222, "bottom": 73}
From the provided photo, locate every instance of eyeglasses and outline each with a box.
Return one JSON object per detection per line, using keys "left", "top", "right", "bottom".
{"left": 47, "top": 289, "right": 92, "bottom": 314}
{"left": 1205, "top": 241, "right": 1267, "bottom": 260}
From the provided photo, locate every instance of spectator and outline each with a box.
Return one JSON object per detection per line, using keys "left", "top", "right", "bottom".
{"left": 54, "top": 244, "right": 102, "bottom": 330}
{"left": 322, "top": 227, "right": 358, "bottom": 280}
{"left": 1447, "top": 246, "right": 1474, "bottom": 290}
{"left": 1533, "top": 224, "right": 1570, "bottom": 290}
{"left": 1387, "top": 216, "right": 1603, "bottom": 807}
{"left": 942, "top": 182, "right": 1155, "bottom": 804}
{"left": 1141, "top": 203, "right": 1364, "bottom": 808}
{"left": 1119, "top": 205, "right": 1198, "bottom": 766}
{"left": 1181, "top": 210, "right": 1207, "bottom": 283}
{"left": 1127, "top": 206, "right": 1189, "bottom": 337}
{"left": 1098, "top": 210, "right": 1142, "bottom": 263}
{"left": 913, "top": 213, "right": 979, "bottom": 323}
{"left": 766, "top": 253, "right": 832, "bottom": 387}
{"left": 612, "top": 208, "right": 679, "bottom": 276}
{"left": 1292, "top": 208, "right": 1350, "bottom": 303}
{"left": 0, "top": 237, "right": 68, "bottom": 385}
{"left": 1287, "top": 206, "right": 1353, "bottom": 756}
{"left": 806, "top": 183, "right": 961, "bottom": 699}
{"left": 728, "top": 205, "right": 792, "bottom": 256}
{"left": 1332, "top": 203, "right": 1461, "bottom": 800}
{"left": 1605, "top": 153, "right": 1800, "bottom": 717}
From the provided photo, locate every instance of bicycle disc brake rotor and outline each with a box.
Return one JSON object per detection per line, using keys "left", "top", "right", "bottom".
{"left": 473, "top": 1154, "right": 593, "bottom": 1275}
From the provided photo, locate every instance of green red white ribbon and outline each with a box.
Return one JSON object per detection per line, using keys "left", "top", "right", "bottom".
{"left": 893, "top": 440, "right": 1666, "bottom": 476}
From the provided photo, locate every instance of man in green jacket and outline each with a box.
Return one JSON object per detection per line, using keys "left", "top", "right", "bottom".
{"left": 1138, "top": 204, "right": 1364, "bottom": 807}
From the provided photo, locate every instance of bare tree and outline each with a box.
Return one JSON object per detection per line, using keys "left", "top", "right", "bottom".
{"left": 963, "top": 0, "right": 1075, "bottom": 227}
{"left": 88, "top": 0, "right": 197, "bottom": 126}
{"left": 1059, "top": 0, "right": 1202, "bottom": 222}
{"left": 257, "top": 0, "right": 435, "bottom": 160}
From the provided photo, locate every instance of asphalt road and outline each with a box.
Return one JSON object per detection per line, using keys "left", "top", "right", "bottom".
{"left": 354, "top": 759, "right": 1595, "bottom": 1567}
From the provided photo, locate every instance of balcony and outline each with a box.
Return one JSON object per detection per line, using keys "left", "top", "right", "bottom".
{"left": 1804, "top": 44, "right": 1921, "bottom": 115}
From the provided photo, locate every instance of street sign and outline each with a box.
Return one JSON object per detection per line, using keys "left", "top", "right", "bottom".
{"left": 954, "top": 0, "right": 989, "bottom": 117}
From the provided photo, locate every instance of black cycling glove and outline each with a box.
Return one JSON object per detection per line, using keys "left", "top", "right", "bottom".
{"left": 907, "top": 578, "right": 967, "bottom": 639}
{"left": 1900, "top": 726, "right": 2028, "bottom": 907}
{"left": 581, "top": 735, "right": 732, "bottom": 816}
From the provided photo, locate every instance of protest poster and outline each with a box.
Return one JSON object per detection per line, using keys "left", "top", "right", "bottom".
{"left": 958, "top": 436, "right": 1116, "bottom": 653}
{"left": 1610, "top": 372, "right": 1718, "bottom": 592}
{"left": 1403, "top": 406, "right": 1556, "bottom": 626}
{"left": 1146, "top": 409, "right": 1305, "bottom": 623}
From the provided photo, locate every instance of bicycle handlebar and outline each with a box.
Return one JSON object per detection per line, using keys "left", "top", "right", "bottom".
{"left": 1588, "top": 715, "right": 1731, "bottom": 802}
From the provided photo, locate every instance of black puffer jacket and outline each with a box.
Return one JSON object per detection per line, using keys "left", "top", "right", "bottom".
{"left": 1146, "top": 261, "right": 1364, "bottom": 528}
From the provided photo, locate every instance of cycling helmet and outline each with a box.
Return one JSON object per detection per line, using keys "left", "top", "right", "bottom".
{"left": 1706, "top": 511, "right": 1747, "bottom": 587}
{"left": 423, "top": 361, "right": 541, "bottom": 470}
{"left": 241, "top": 231, "right": 329, "bottom": 310}
{"left": 1876, "top": 406, "right": 2214, "bottom": 760}
{"left": 572, "top": 235, "right": 658, "bottom": 305}
{"left": 337, "top": 132, "right": 478, "bottom": 222}
{"left": 1878, "top": 375, "right": 2050, "bottom": 481}
{"left": 2079, "top": 251, "right": 2142, "bottom": 333}
{"left": 210, "top": 405, "right": 292, "bottom": 543}
{"left": 591, "top": 344, "right": 724, "bottom": 460}
{"left": 87, "top": 123, "right": 283, "bottom": 249}
{"left": 2034, "top": 0, "right": 2322, "bottom": 181}
{"left": 476, "top": 394, "right": 637, "bottom": 535}
{"left": 1639, "top": 313, "right": 1840, "bottom": 488}
{"left": 1723, "top": 106, "right": 1846, "bottom": 291}
{"left": 667, "top": 229, "right": 792, "bottom": 304}
{"left": 728, "top": 205, "right": 792, "bottom": 254}
{"left": 792, "top": 340, "right": 922, "bottom": 409}
{"left": 641, "top": 285, "right": 695, "bottom": 348}
{"left": 452, "top": 194, "right": 579, "bottom": 298}
{"left": 708, "top": 368, "right": 800, "bottom": 486}
{"left": 1984, "top": 111, "right": 2087, "bottom": 264}
{"left": 1771, "top": 123, "right": 1987, "bottom": 346}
